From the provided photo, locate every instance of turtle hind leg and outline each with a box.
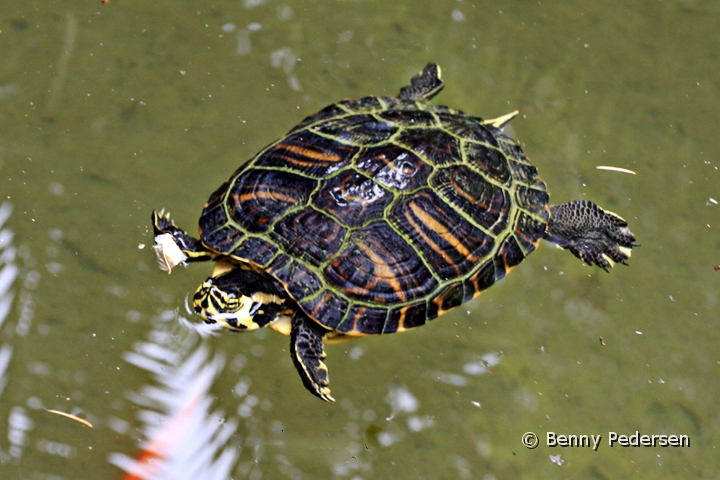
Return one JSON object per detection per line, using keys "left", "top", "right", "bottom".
{"left": 151, "top": 209, "right": 212, "bottom": 262}
{"left": 290, "top": 311, "right": 335, "bottom": 402}
{"left": 545, "top": 200, "right": 639, "bottom": 271}
{"left": 398, "top": 63, "right": 444, "bottom": 101}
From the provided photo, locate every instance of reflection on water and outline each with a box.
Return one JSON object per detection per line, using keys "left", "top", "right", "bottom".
{"left": 103, "top": 305, "right": 503, "bottom": 478}
{"left": 0, "top": 203, "right": 19, "bottom": 462}
{"left": 108, "top": 311, "right": 239, "bottom": 479}
{"left": 0, "top": 202, "right": 43, "bottom": 464}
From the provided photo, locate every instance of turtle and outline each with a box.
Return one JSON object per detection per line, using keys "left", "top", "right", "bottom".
{"left": 151, "top": 63, "right": 637, "bottom": 402}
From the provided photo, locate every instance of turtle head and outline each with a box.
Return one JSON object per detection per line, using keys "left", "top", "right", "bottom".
{"left": 193, "top": 263, "right": 291, "bottom": 332}
{"left": 193, "top": 276, "right": 259, "bottom": 331}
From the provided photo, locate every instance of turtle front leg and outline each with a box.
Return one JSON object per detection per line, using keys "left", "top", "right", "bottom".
{"left": 151, "top": 210, "right": 214, "bottom": 272}
{"left": 544, "top": 200, "right": 639, "bottom": 271}
{"left": 152, "top": 209, "right": 213, "bottom": 261}
{"left": 152, "top": 209, "right": 208, "bottom": 256}
{"left": 290, "top": 311, "right": 335, "bottom": 402}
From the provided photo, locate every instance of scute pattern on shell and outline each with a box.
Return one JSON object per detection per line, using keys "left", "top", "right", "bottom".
{"left": 198, "top": 96, "right": 549, "bottom": 335}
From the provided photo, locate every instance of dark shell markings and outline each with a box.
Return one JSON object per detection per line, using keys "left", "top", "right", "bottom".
{"left": 198, "top": 95, "right": 549, "bottom": 335}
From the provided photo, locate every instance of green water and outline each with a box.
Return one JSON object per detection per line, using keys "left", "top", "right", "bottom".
{"left": 1, "top": 0, "right": 718, "bottom": 478}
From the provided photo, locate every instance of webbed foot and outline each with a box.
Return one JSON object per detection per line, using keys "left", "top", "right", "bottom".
{"left": 545, "top": 200, "right": 638, "bottom": 271}
{"left": 290, "top": 311, "right": 335, "bottom": 402}
{"left": 398, "top": 63, "right": 444, "bottom": 101}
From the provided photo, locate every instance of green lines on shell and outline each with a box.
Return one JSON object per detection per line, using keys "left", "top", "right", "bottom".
{"left": 202, "top": 97, "right": 550, "bottom": 317}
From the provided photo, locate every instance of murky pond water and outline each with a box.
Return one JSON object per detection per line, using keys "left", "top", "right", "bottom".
{"left": 1, "top": 0, "right": 719, "bottom": 478}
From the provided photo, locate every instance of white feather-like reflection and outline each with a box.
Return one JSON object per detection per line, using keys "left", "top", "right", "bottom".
{"left": 0, "top": 202, "right": 16, "bottom": 400}
{"left": 108, "top": 310, "right": 240, "bottom": 480}
{"left": 0, "top": 201, "right": 38, "bottom": 463}
{"left": 0, "top": 202, "right": 16, "bottom": 334}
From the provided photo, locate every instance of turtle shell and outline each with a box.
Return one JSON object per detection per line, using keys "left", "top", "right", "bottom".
{"left": 198, "top": 96, "right": 549, "bottom": 335}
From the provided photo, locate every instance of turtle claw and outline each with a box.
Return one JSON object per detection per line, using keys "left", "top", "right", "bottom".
{"left": 152, "top": 208, "right": 179, "bottom": 235}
